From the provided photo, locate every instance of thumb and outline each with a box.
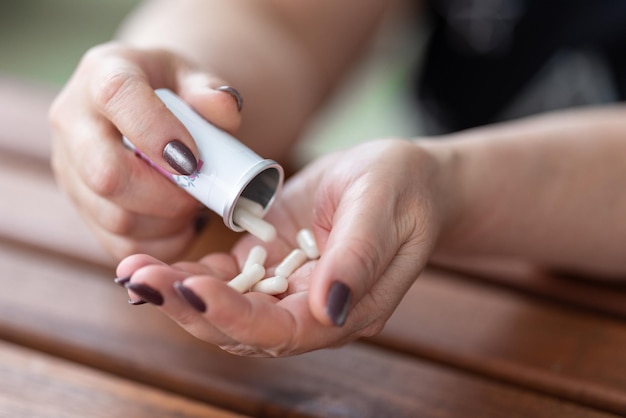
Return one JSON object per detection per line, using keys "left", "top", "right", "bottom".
{"left": 308, "top": 192, "right": 401, "bottom": 327}
{"left": 177, "top": 71, "right": 243, "bottom": 135}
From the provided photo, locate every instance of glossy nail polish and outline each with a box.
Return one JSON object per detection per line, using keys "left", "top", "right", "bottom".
{"left": 216, "top": 85, "right": 244, "bottom": 112}
{"left": 174, "top": 282, "right": 207, "bottom": 313}
{"left": 128, "top": 299, "right": 147, "bottom": 306}
{"left": 163, "top": 140, "right": 197, "bottom": 175}
{"left": 114, "top": 276, "right": 131, "bottom": 287}
{"left": 125, "top": 283, "right": 164, "bottom": 306}
{"left": 326, "top": 281, "right": 352, "bottom": 327}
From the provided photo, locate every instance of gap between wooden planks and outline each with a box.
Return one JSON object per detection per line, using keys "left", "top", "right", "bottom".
{"left": 2, "top": 76, "right": 625, "bottom": 417}
{"left": 0, "top": 239, "right": 618, "bottom": 418}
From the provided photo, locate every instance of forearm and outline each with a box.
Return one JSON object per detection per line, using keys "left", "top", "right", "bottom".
{"left": 427, "top": 105, "right": 626, "bottom": 278}
{"left": 116, "top": 0, "right": 394, "bottom": 162}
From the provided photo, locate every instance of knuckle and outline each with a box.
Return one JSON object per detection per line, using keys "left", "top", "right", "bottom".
{"left": 263, "top": 344, "right": 293, "bottom": 358}
{"left": 99, "top": 207, "right": 137, "bottom": 237}
{"left": 173, "top": 309, "right": 202, "bottom": 329}
{"left": 47, "top": 96, "right": 65, "bottom": 130}
{"left": 220, "top": 343, "right": 266, "bottom": 357}
{"left": 94, "top": 69, "right": 143, "bottom": 114}
{"left": 85, "top": 155, "right": 125, "bottom": 198}
{"left": 81, "top": 42, "right": 128, "bottom": 73}
{"left": 343, "top": 238, "right": 381, "bottom": 291}
{"left": 82, "top": 42, "right": 121, "bottom": 62}
{"left": 86, "top": 165, "right": 123, "bottom": 198}
{"left": 48, "top": 90, "right": 78, "bottom": 136}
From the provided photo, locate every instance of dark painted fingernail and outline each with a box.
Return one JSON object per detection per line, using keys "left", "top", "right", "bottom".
{"left": 326, "top": 281, "right": 351, "bottom": 327}
{"left": 174, "top": 281, "right": 207, "bottom": 313}
{"left": 128, "top": 298, "right": 147, "bottom": 306}
{"left": 114, "top": 276, "right": 131, "bottom": 287}
{"left": 193, "top": 212, "right": 211, "bottom": 235}
{"left": 216, "top": 85, "right": 244, "bottom": 112}
{"left": 125, "top": 283, "right": 164, "bottom": 306}
{"left": 163, "top": 140, "right": 197, "bottom": 175}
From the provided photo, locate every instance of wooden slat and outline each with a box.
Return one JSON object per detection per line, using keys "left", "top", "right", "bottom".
{"left": 2, "top": 79, "right": 624, "bottom": 417}
{"left": 0, "top": 152, "right": 113, "bottom": 267}
{"left": 433, "top": 256, "right": 626, "bottom": 319}
{"left": 0, "top": 240, "right": 615, "bottom": 418}
{"left": 371, "top": 267, "right": 626, "bottom": 415}
{"left": 4, "top": 144, "right": 626, "bottom": 414}
{"left": 0, "top": 339, "right": 248, "bottom": 418}
{"left": 0, "top": 149, "right": 241, "bottom": 266}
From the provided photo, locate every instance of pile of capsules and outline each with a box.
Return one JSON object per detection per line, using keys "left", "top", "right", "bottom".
{"left": 228, "top": 198, "right": 320, "bottom": 295}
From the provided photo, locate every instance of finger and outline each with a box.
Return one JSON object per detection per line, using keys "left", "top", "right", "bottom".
{"left": 87, "top": 46, "right": 199, "bottom": 176}
{"left": 116, "top": 253, "right": 166, "bottom": 279}
{"left": 62, "top": 158, "right": 195, "bottom": 239}
{"left": 54, "top": 111, "right": 199, "bottom": 220}
{"left": 177, "top": 73, "right": 243, "bottom": 135}
{"left": 84, "top": 215, "right": 197, "bottom": 262}
{"left": 178, "top": 275, "right": 347, "bottom": 356}
{"left": 123, "top": 264, "right": 233, "bottom": 344}
{"left": 308, "top": 182, "right": 402, "bottom": 327}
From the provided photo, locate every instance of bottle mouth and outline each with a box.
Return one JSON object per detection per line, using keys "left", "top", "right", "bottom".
{"left": 240, "top": 165, "right": 282, "bottom": 209}
{"left": 225, "top": 161, "right": 284, "bottom": 231}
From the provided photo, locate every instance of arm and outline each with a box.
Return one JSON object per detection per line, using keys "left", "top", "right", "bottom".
{"left": 49, "top": 0, "right": 397, "bottom": 261}
{"left": 116, "top": 0, "right": 397, "bottom": 161}
{"left": 429, "top": 105, "right": 626, "bottom": 279}
{"left": 116, "top": 105, "right": 626, "bottom": 357}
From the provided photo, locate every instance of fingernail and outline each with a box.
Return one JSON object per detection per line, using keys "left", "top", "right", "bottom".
{"left": 128, "top": 298, "right": 147, "bottom": 306}
{"left": 193, "top": 212, "right": 211, "bottom": 235}
{"left": 114, "top": 276, "right": 131, "bottom": 287}
{"left": 125, "top": 283, "right": 164, "bottom": 306}
{"left": 174, "top": 281, "right": 207, "bottom": 313}
{"left": 326, "top": 281, "right": 351, "bottom": 327}
{"left": 163, "top": 140, "right": 197, "bottom": 175}
{"left": 216, "top": 85, "right": 244, "bottom": 112}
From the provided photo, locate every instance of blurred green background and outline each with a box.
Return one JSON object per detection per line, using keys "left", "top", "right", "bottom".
{"left": 0, "top": 0, "right": 421, "bottom": 163}
{"left": 0, "top": 0, "right": 140, "bottom": 85}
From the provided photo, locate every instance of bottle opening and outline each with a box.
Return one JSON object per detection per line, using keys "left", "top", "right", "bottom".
{"left": 240, "top": 166, "right": 282, "bottom": 210}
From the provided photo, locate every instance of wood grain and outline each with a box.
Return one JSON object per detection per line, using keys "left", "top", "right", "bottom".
{"left": 2, "top": 78, "right": 625, "bottom": 417}
{"left": 0, "top": 240, "right": 616, "bottom": 418}
{"left": 372, "top": 267, "right": 626, "bottom": 415}
{"left": 0, "top": 339, "right": 248, "bottom": 418}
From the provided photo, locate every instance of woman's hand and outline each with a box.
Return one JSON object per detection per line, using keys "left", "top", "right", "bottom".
{"left": 117, "top": 139, "right": 449, "bottom": 356}
{"left": 49, "top": 42, "right": 243, "bottom": 262}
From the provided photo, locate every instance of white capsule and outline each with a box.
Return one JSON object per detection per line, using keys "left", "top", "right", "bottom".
{"left": 233, "top": 206, "right": 277, "bottom": 242}
{"left": 296, "top": 228, "right": 320, "bottom": 259}
{"left": 251, "top": 276, "right": 289, "bottom": 295}
{"left": 274, "top": 249, "right": 308, "bottom": 278}
{"left": 242, "top": 245, "right": 268, "bottom": 272}
{"left": 227, "top": 263, "right": 265, "bottom": 293}
{"left": 235, "top": 197, "right": 264, "bottom": 218}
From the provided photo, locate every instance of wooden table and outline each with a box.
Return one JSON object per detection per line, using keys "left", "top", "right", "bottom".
{"left": 1, "top": 76, "right": 626, "bottom": 417}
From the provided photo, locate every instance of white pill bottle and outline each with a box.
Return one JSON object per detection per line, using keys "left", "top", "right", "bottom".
{"left": 123, "top": 88, "right": 284, "bottom": 232}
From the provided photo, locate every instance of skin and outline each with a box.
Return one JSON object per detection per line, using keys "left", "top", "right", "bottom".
{"left": 116, "top": 109, "right": 626, "bottom": 356}
{"left": 118, "top": 138, "right": 440, "bottom": 356}
{"left": 49, "top": 0, "right": 396, "bottom": 260}
{"left": 50, "top": 0, "right": 626, "bottom": 356}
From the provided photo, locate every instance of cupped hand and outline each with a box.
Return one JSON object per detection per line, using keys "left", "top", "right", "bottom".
{"left": 49, "top": 42, "right": 243, "bottom": 261}
{"left": 117, "top": 139, "right": 448, "bottom": 356}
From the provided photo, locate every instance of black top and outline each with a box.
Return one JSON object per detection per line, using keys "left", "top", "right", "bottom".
{"left": 414, "top": 0, "right": 626, "bottom": 133}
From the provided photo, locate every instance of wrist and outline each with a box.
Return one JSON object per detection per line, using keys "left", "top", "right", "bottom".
{"left": 412, "top": 138, "right": 467, "bottom": 253}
